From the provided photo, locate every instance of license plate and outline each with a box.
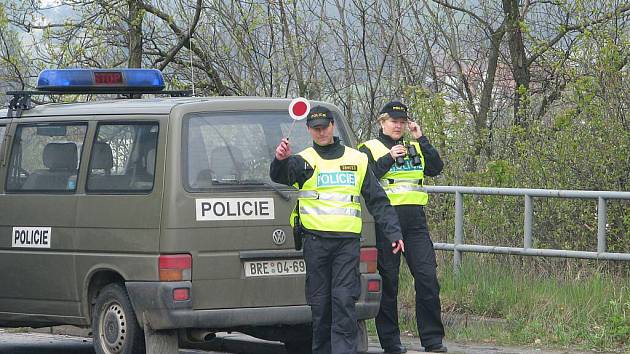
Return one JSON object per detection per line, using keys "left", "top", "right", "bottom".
{"left": 244, "top": 259, "right": 306, "bottom": 277}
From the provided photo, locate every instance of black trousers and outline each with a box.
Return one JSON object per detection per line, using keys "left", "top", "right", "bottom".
{"left": 303, "top": 234, "right": 361, "bottom": 354}
{"left": 375, "top": 205, "right": 445, "bottom": 349}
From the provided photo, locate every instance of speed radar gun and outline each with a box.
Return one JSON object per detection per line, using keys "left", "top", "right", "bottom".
{"left": 287, "top": 97, "right": 310, "bottom": 250}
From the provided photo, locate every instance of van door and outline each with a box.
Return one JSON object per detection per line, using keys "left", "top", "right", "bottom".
{"left": 74, "top": 120, "right": 163, "bottom": 294}
{"left": 0, "top": 122, "right": 87, "bottom": 319}
{"left": 162, "top": 109, "right": 351, "bottom": 310}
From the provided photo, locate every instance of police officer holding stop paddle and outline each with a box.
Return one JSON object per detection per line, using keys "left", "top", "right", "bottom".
{"left": 270, "top": 105, "right": 404, "bottom": 354}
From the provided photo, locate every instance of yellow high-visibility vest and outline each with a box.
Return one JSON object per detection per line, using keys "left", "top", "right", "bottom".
{"left": 290, "top": 146, "right": 367, "bottom": 234}
{"left": 359, "top": 139, "right": 428, "bottom": 206}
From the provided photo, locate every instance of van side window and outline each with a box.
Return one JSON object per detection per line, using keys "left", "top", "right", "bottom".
{"left": 0, "top": 126, "right": 6, "bottom": 148}
{"left": 183, "top": 111, "right": 340, "bottom": 191}
{"left": 6, "top": 123, "right": 87, "bottom": 192}
{"left": 86, "top": 122, "right": 159, "bottom": 193}
{"left": 0, "top": 125, "right": 5, "bottom": 171}
{"left": 185, "top": 115, "right": 271, "bottom": 189}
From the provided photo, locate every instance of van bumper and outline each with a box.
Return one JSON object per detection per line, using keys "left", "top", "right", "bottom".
{"left": 126, "top": 274, "right": 381, "bottom": 330}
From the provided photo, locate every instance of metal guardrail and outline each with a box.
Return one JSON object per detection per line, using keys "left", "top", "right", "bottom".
{"left": 425, "top": 186, "right": 630, "bottom": 273}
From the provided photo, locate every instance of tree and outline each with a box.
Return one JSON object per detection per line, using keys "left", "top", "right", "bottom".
{"left": 4, "top": 0, "right": 230, "bottom": 94}
{"left": 0, "top": 0, "right": 29, "bottom": 98}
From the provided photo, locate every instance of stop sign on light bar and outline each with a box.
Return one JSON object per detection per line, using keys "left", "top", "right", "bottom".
{"left": 289, "top": 97, "right": 310, "bottom": 120}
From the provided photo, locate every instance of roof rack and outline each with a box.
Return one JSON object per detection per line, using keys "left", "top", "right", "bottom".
{"left": 4, "top": 89, "right": 193, "bottom": 119}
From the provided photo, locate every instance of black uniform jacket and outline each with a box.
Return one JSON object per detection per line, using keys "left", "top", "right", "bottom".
{"left": 358, "top": 130, "right": 444, "bottom": 180}
{"left": 270, "top": 137, "right": 403, "bottom": 243}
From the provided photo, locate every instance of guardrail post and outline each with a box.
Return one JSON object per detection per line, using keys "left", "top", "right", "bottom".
{"left": 597, "top": 197, "right": 607, "bottom": 253}
{"left": 524, "top": 195, "right": 533, "bottom": 249}
{"left": 454, "top": 191, "right": 463, "bottom": 274}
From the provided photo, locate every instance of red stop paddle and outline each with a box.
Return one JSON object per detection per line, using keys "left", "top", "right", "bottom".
{"left": 286, "top": 97, "right": 310, "bottom": 140}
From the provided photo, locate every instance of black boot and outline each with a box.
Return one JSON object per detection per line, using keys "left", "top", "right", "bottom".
{"left": 424, "top": 343, "right": 447, "bottom": 352}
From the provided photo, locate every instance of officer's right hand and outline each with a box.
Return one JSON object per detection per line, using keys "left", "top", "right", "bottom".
{"left": 389, "top": 145, "right": 406, "bottom": 159}
{"left": 275, "top": 138, "right": 292, "bottom": 160}
{"left": 392, "top": 239, "right": 405, "bottom": 254}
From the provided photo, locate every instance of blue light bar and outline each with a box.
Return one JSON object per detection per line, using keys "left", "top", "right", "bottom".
{"left": 36, "top": 68, "right": 165, "bottom": 92}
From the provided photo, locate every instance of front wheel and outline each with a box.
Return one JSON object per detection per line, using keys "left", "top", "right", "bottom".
{"left": 92, "top": 283, "right": 145, "bottom": 354}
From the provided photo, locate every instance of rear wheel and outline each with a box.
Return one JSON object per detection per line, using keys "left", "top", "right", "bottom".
{"left": 92, "top": 283, "right": 145, "bottom": 354}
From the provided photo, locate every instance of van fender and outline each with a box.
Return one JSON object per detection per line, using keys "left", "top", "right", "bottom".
{"left": 80, "top": 264, "right": 130, "bottom": 324}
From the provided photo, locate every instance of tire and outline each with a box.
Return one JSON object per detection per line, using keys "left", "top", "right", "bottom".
{"left": 92, "top": 283, "right": 146, "bottom": 354}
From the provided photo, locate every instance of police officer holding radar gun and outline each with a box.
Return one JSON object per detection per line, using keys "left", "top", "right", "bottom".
{"left": 270, "top": 105, "right": 404, "bottom": 354}
{"left": 358, "top": 101, "right": 447, "bottom": 353}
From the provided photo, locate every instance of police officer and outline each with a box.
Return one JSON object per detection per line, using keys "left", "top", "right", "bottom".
{"left": 270, "top": 105, "right": 404, "bottom": 354}
{"left": 358, "top": 101, "right": 447, "bottom": 353}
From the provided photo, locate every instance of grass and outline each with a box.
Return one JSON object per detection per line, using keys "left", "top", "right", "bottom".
{"left": 4, "top": 327, "right": 32, "bottom": 333}
{"left": 367, "top": 254, "right": 630, "bottom": 352}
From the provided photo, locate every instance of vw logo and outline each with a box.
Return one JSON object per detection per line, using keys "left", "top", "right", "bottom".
{"left": 272, "top": 229, "right": 286, "bottom": 246}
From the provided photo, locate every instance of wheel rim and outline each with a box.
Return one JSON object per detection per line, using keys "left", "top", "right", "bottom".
{"left": 98, "top": 301, "right": 127, "bottom": 354}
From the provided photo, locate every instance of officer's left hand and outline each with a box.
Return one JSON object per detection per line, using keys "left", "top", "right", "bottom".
{"left": 392, "top": 239, "right": 405, "bottom": 254}
{"left": 408, "top": 121, "right": 423, "bottom": 139}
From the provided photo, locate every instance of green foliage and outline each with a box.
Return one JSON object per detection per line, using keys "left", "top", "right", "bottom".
{"left": 404, "top": 86, "right": 474, "bottom": 184}
{"left": 607, "top": 299, "right": 630, "bottom": 344}
{"left": 0, "top": 2, "right": 30, "bottom": 94}
{"left": 404, "top": 17, "right": 630, "bottom": 256}
{"left": 396, "top": 256, "right": 630, "bottom": 351}
{"left": 0, "top": 3, "right": 7, "bottom": 26}
{"left": 483, "top": 160, "right": 514, "bottom": 186}
{"left": 399, "top": 48, "right": 630, "bottom": 340}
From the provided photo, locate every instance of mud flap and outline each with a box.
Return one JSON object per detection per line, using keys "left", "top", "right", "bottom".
{"left": 357, "top": 319, "right": 368, "bottom": 353}
{"left": 144, "top": 327, "right": 178, "bottom": 354}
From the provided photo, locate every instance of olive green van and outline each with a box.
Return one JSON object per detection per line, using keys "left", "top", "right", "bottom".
{"left": 0, "top": 69, "right": 381, "bottom": 354}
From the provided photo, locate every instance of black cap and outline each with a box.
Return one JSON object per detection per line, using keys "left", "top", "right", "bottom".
{"left": 379, "top": 100, "right": 408, "bottom": 119}
{"left": 306, "top": 106, "right": 334, "bottom": 128}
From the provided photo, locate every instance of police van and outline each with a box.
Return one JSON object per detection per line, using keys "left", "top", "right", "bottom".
{"left": 0, "top": 69, "right": 381, "bottom": 354}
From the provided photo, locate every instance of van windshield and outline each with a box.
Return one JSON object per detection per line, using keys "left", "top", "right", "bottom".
{"left": 183, "top": 110, "right": 350, "bottom": 191}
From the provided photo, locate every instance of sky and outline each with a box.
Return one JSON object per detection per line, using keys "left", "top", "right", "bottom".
{"left": 23, "top": 0, "right": 73, "bottom": 26}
